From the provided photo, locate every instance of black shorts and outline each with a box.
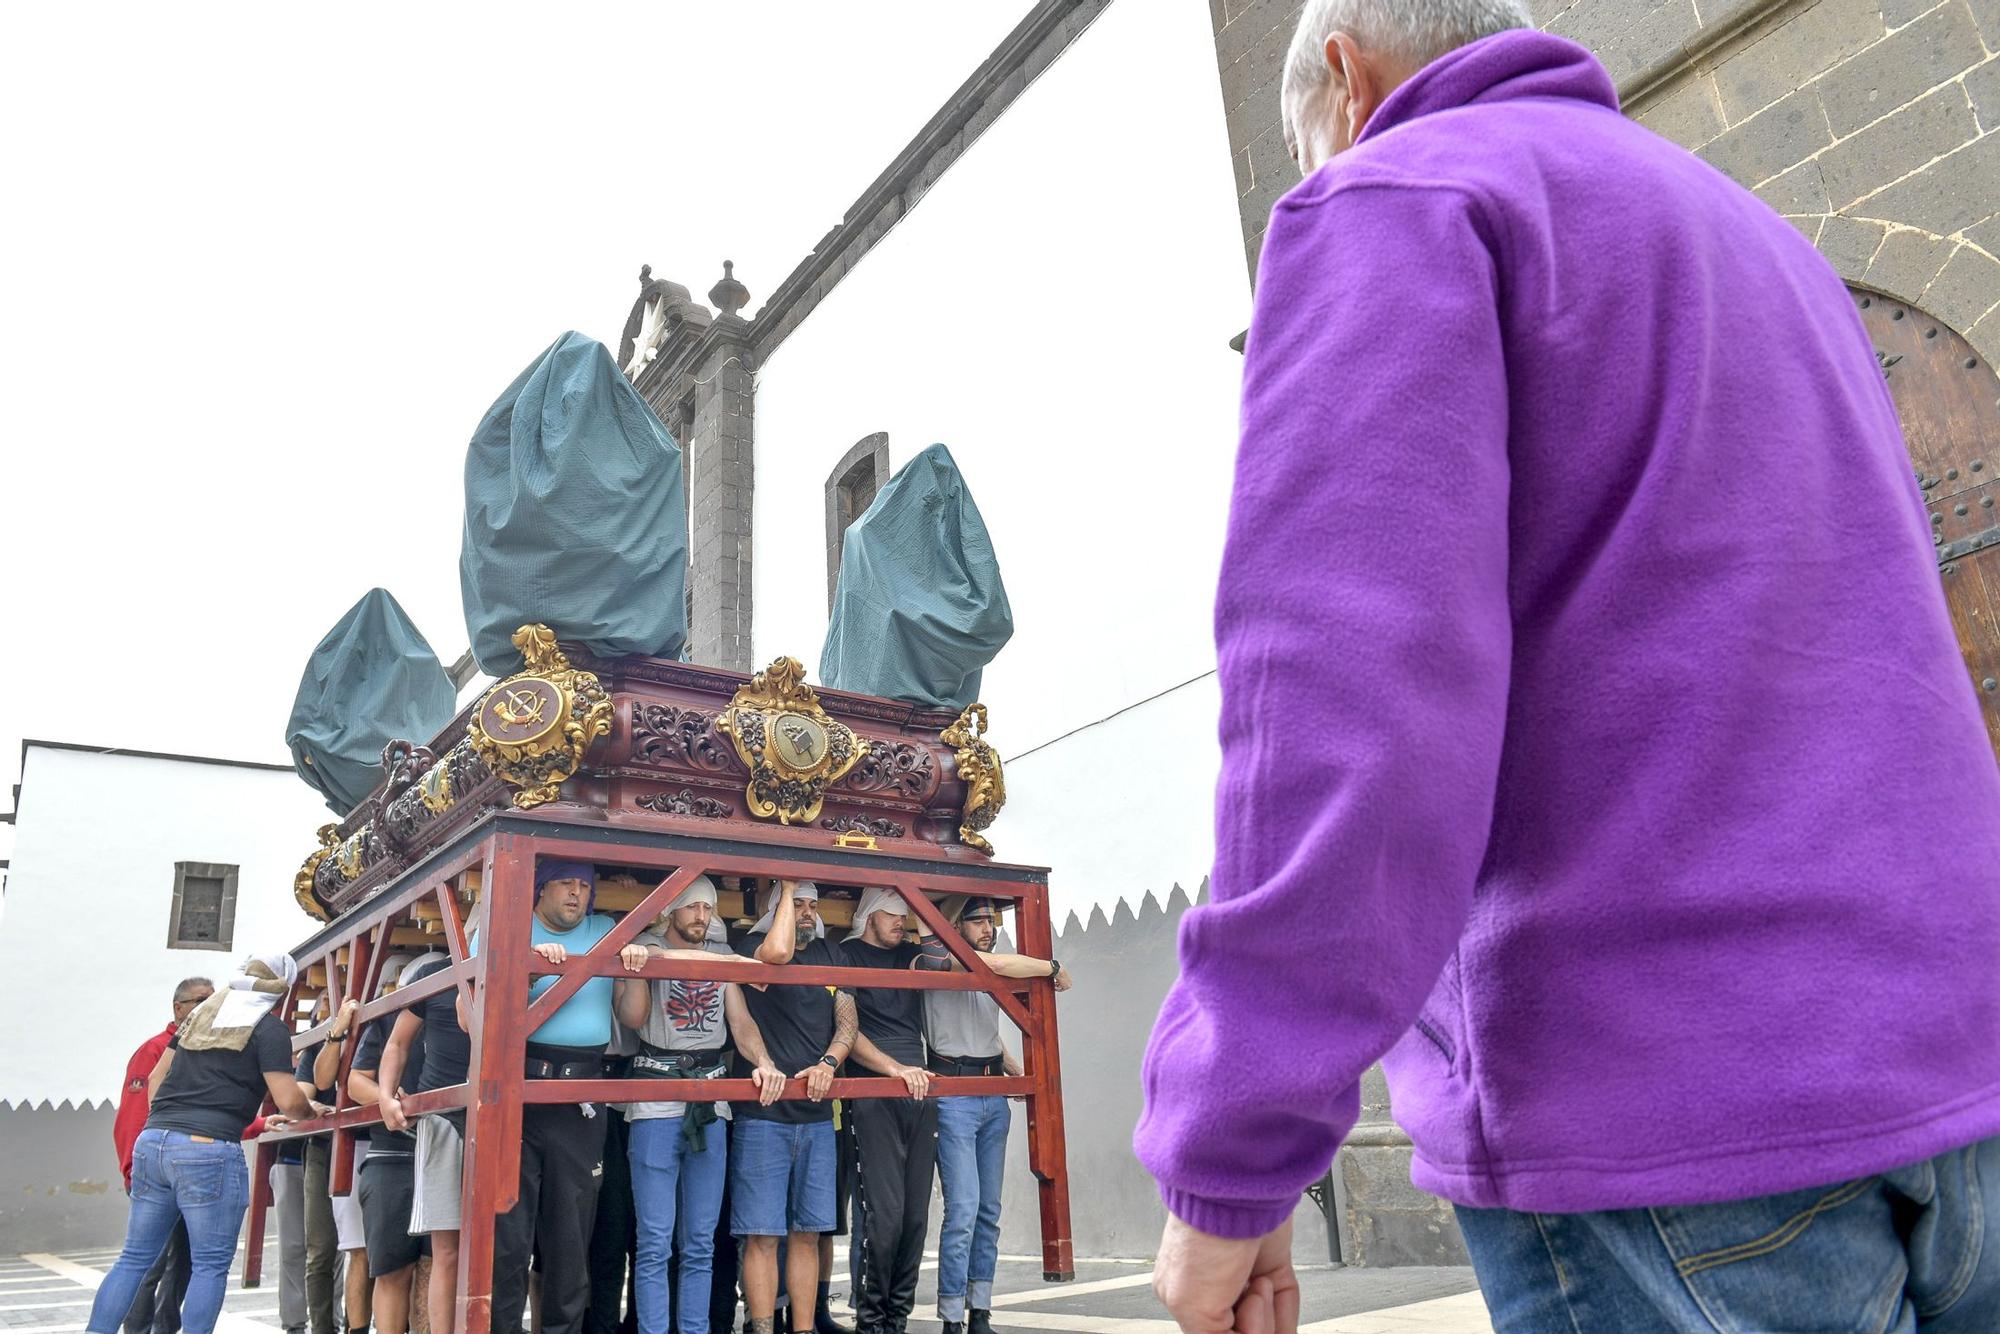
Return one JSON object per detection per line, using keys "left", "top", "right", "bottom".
{"left": 357, "top": 1154, "right": 424, "bottom": 1277}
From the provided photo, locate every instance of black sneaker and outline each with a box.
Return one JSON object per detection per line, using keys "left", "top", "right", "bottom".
{"left": 941, "top": 1324, "right": 964, "bottom": 1334}
{"left": 812, "top": 1306, "right": 853, "bottom": 1334}
{"left": 967, "top": 1311, "right": 993, "bottom": 1334}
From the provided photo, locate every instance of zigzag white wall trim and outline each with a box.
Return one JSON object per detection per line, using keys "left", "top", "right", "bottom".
{"left": 0, "top": 1097, "right": 115, "bottom": 1113}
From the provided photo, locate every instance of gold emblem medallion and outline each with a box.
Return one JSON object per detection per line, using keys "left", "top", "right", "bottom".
{"left": 718, "top": 658, "right": 862, "bottom": 825}
{"left": 467, "top": 625, "right": 613, "bottom": 809}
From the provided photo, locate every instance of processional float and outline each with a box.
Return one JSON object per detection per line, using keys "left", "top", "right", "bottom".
{"left": 254, "top": 331, "right": 1067, "bottom": 1334}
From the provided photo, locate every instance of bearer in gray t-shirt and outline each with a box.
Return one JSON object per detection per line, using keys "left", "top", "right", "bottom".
{"left": 916, "top": 899, "right": 1072, "bottom": 1334}
{"left": 613, "top": 874, "right": 751, "bottom": 1334}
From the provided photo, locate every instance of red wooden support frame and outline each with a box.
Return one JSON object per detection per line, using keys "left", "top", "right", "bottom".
{"left": 249, "top": 817, "right": 1074, "bottom": 1333}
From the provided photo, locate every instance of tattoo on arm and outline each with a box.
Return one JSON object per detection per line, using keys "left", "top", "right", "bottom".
{"left": 830, "top": 992, "right": 858, "bottom": 1060}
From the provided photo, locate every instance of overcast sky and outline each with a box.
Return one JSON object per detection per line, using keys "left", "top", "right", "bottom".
{"left": 0, "top": 3, "right": 1094, "bottom": 853}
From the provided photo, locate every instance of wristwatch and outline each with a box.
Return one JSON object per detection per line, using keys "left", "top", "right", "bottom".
{"left": 818, "top": 1054, "right": 839, "bottom": 1069}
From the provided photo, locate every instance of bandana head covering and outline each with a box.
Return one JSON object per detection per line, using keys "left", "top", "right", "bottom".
{"left": 846, "top": 887, "right": 910, "bottom": 942}
{"left": 664, "top": 874, "right": 719, "bottom": 915}
{"left": 535, "top": 859, "right": 597, "bottom": 914}
{"left": 179, "top": 952, "right": 299, "bottom": 1052}
{"left": 959, "top": 897, "right": 1001, "bottom": 923}
{"left": 369, "top": 954, "right": 421, "bottom": 1001}
{"left": 752, "top": 881, "right": 821, "bottom": 937}
{"left": 399, "top": 951, "right": 446, "bottom": 988}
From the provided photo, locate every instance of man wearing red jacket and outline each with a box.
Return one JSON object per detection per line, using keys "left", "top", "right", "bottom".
{"left": 114, "top": 978, "right": 215, "bottom": 1334}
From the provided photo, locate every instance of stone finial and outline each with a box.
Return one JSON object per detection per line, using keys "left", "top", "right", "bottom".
{"left": 708, "top": 260, "right": 749, "bottom": 318}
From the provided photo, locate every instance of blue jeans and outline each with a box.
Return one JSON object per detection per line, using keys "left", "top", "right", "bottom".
{"left": 729, "top": 1118, "right": 836, "bottom": 1236}
{"left": 1457, "top": 1134, "right": 2000, "bottom": 1331}
{"left": 628, "top": 1116, "right": 729, "bottom": 1334}
{"left": 88, "top": 1129, "right": 251, "bottom": 1334}
{"left": 935, "top": 1097, "right": 1009, "bottom": 1322}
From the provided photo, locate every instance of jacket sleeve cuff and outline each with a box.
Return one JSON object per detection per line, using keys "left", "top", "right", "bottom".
{"left": 1158, "top": 1184, "right": 1299, "bottom": 1240}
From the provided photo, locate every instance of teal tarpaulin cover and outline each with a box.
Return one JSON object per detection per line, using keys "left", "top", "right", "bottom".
{"left": 460, "top": 331, "right": 688, "bottom": 675}
{"left": 820, "top": 443, "right": 1012, "bottom": 710}
{"left": 286, "top": 588, "right": 458, "bottom": 814}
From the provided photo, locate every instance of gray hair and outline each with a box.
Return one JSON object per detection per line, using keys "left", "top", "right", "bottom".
{"left": 1280, "top": 0, "right": 1532, "bottom": 119}
{"left": 172, "top": 976, "right": 214, "bottom": 1004}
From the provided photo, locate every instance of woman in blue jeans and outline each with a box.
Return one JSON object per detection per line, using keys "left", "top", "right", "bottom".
{"left": 88, "top": 953, "right": 315, "bottom": 1334}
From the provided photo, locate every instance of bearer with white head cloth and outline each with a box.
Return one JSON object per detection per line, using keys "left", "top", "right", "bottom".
{"left": 86, "top": 951, "right": 316, "bottom": 1334}
{"left": 725, "top": 880, "right": 859, "bottom": 1334}
{"left": 912, "top": 900, "right": 1071, "bottom": 1334}
{"left": 613, "top": 874, "right": 759, "bottom": 1334}
{"left": 838, "top": 887, "right": 946, "bottom": 1334}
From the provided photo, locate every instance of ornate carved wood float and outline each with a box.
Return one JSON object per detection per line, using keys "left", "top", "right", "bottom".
{"left": 295, "top": 625, "right": 1007, "bottom": 921}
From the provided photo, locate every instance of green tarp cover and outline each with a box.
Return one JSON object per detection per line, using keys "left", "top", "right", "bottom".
{"left": 459, "top": 331, "right": 688, "bottom": 675}
{"left": 286, "top": 588, "right": 457, "bottom": 814}
{"left": 820, "top": 443, "right": 1012, "bottom": 710}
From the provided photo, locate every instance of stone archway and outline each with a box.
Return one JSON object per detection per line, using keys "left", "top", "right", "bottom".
{"left": 1850, "top": 286, "right": 2000, "bottom": 756}
{"left": 1822, "top": 226, "right": 2000, "bottom": 370}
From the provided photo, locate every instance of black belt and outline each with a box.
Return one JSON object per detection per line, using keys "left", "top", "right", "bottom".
{"left": 524, "top": 1040, "right": 600, "bottom": 1088}
{"left": 631, "top": 1045, "right": 731, "bottom": 1080}
{"left": 630, "top": 1045, "right": 729, "bottom": 1152}
{"left": 928, "top": 1054, "right": 1004, "bottom": 1078}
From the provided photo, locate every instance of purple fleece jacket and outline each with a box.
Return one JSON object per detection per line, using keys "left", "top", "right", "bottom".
{"left": 1135, "top": 29, "right": 2000, "bottom": 1239}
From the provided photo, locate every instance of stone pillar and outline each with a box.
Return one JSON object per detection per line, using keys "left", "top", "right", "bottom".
{"left": 625, "top": 263, "right": 757, "bottom": 675}
{"left": 684, "top": 318, "right": 754, "bottom": 673}
{"left": 1337, "top": 1065, "right": 1468, "bottom": 1266}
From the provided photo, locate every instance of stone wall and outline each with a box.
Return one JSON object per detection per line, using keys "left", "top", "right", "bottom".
{"left": 1210, "top": 0, "right": 2000, "bottom": 362}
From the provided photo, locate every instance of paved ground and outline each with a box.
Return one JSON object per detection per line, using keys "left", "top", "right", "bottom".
{"left": 0, "top": 1245, "right": 1488, "bottom": 1334}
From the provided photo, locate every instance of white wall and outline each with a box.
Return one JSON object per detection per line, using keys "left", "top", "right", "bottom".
{"left": 0, "top": 746, "right": 329, "bottom": 1105}
{"left": 752, "top": 0, "right": 1249, "bottom": 916}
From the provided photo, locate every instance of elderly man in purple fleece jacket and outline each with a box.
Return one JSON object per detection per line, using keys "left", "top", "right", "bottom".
{"left": 1137, "top": 2, "right": 2000, "bottom": 1331}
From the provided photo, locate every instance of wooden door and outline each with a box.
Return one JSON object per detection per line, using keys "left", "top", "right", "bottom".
{"left": 1854, "top": 289, "right": 2000, "bottom": 756}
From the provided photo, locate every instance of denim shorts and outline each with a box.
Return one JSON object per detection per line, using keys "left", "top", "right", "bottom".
{"left": 729, "top": 1117, "right": 836, "bottom": 1236}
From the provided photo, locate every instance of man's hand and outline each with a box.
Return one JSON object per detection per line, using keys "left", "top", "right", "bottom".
{"left": 308, "top": 1101, "right": 335, "bottom": 1119}
{"left": 894, "top": 1065, "right": 932, "bottom": 1100}
{"left": 1153, "top": 1215, "right": 1298, "bottom": 1334}
{"left": 1053, "top": 966, "right": 1074, "bottom": 993}
{"left": 330, "top": 997, "right": 360, "bottom": 1040}
{"left": 380, "top": 1096, "right": 409, "bottom": 1133}
{"left": 798, "top": 1061, "right": 835, "bottom": 1102}
{"left": 751, "top": 1065, "right": 787, "bottom": 1106}
{"left": 620, "top": 943, "right": 651, "bottom": 972}
{"left": 533, "top": 942, "right": 567, "bottom": 965}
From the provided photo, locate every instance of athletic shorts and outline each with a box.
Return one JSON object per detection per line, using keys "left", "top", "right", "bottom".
{"left": 356, "top": 1154, "right": 423, "bottom": 1276}
{"left": 410, "top": 1115, "right": 463, "bottom": 1234}
{"left": 332, "top": 1139, "right": 370, "bottom": 1251}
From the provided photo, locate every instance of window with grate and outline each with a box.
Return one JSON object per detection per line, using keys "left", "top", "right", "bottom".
{"left": 169, "top": 862, "right": 239, "bottom": 951}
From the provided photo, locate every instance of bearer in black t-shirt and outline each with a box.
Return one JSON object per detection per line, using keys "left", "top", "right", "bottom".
{"left": 727, "top": 882, "right": 857, "bottom": 1334}
{"left": 347, "top": 955, "right": 440, "bottom": 1334}
{"left": 840, "top": 889, "right": 940, "bottom": 1334}
{"left": 86, "top": 952, "right": 314, "bottom": 1334}
{"left": 378, "top": 956, "right": 471, "bottom": 1334}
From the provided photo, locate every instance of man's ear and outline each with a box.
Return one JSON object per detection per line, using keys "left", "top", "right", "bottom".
{"left": 1326, "top": 31, "right": 1375, "bottom": 144}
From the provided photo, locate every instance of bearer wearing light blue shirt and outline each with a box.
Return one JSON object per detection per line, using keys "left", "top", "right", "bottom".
{"left": 470, "top": 859, "right": 649, "bottom": 1334}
